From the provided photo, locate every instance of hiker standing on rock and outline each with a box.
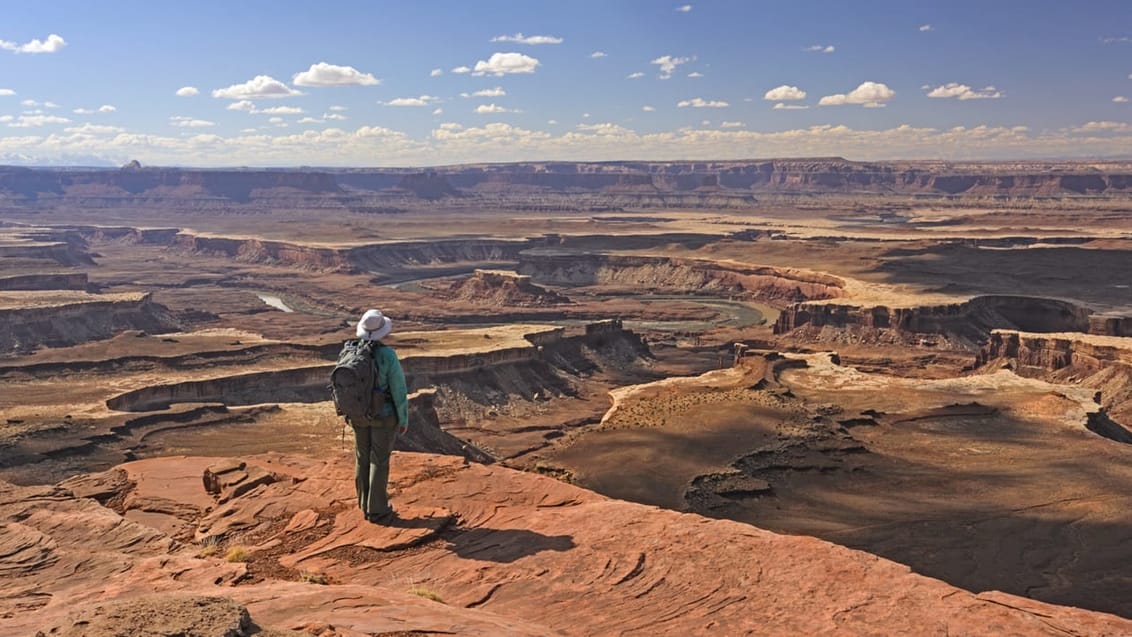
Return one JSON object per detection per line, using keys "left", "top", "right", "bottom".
{"left": 331, "top": 309, "right": 409, "bottom": 524}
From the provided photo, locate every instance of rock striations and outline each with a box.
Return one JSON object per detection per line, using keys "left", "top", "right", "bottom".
{"left": 4, "top": 451, "right": 1131, "bottom": 636}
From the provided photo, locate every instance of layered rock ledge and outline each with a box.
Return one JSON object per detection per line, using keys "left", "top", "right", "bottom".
{"left": 4, "top": 451, "right": 1131, "bottom": 635}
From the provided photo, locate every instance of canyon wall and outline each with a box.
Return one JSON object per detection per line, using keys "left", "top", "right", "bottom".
{"left": 520, "top": 252, "right": 845, "bottom": 306}
{"left": 0, "top": 293, "right": 180, "bottom": 353}
{"left": 977, "top": 330, "right": 1132, "bottom": 431}
{"left": 0, "top": 272, "right": 88, "bottom": 291}
{"left": 773, "top": 295, "right": 1119, "bottom": 346}
{"left": 104, "top": 321, "right": 644, "bottom": 412}
{"left": 3, "top": 159, "right": 1132, "bottom": 211}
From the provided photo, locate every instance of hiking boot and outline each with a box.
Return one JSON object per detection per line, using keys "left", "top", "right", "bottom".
{"left": 366, "top": 507, "right": 395, "bottom": 524}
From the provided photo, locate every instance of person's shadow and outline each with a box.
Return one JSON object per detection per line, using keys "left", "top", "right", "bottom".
{"left": 387, "top": 514, "right": 575, "bottom": 563}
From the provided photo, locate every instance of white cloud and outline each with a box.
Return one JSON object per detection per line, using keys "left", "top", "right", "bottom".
{"left": 430, "top": 68, "right": 443, "bottom": 77}
{"left": 21, "top": 99, "right": 36, "bottom": 107}
{"left": 258, "top": 105, "right": 304, "bottom": 114}
{"left": 490, "top": 33, "right": 563, "bottom": 45}
{"left": 642, "top": 105, "right": 656, "bottom": 112}
{"left": 701, "top": 119, "right": 711, "bottom": 126}
{"left": 926, "top": 83, "right": 1003, "bottom": 100}
{"left": 451, "top": 66, "right": 471, "bottom": 74}
{"left": 0, "top": 33, "right": 66, "bottom": 54}
{"left": 676, "top": 4, "right": 692, "bottom": 12}
{"left": 1071, "top": 121, "right": 1132, "bottom": 133}
{"left": 293, "top": 62, "right": 379, "bottom": 87}
{"left": 227, "top": 100, "right": 257, "bottom": 112}
{"left": 651, "top": 55, "right": 690, "bottom": 79}
{"left": 919, "top": 24, "right": 934, "bottom": 32}
{"left": 773, "top": 103, "right": 810, "bottom": 110}
{"left": 1114, "top": 96, "right": 1130, "bottom": 103}
{"left": 547, "top": 119, "right": 558, "bottom": 125}
{"left": 627, "top": 72, "right": 645, "bottom": 79}
{"left": 805, "top": 44, "right": 835, "bottom": 53}
{"left": 98, "top": 105, "right": 116, "bottom": 113}
{"left": 819, "top": 81, "right": 895, "bottom": 107}
{"left": 170, "top": 115, "right": 215, "bottom": 128}
{"left": 329, "top": 105, "right": 348, "bottom": 112}
{"left": 73, "top": 105, "right": 116, "bottom": 115}
{"left": 462, "top": 86, "right": 506, "bottom": 98}
{"left": 44, "top": 101, "right": 59, "bottom": 109}
{"left": 63, "top": 123, "right": 123, "bottom": 135}
{"left": 677, "top": 97, "right": 729, "bottom": 108}
{"left": 764, "top": 85, "right": 806, "bottom": 101}
{"left": 212, "top": 75, "right": 303, "bottom": 99}
{"left": 688, "top": 72, "right": 703, "bottom": 78}
{"left": 591, "top": 51, "right": 607, "bottom": 58}
{"left": 1101, "top": 36, "right": 1131, "bottom": 44}
{"left": 72, "top": 108, "right": 93, "bottom": 115}
{"left": 582, "top": 113, "right": 591, "bottom": 118}
{"left": 432, "top": 107, "right": 443, "bottom": 115}
{"left": 0, "top": 88, "right": 14, "bottom": 96}
{"left": 721, "top": 121, "right": 745, "bottom": 128}
{"left": 475, "top": 103, "right": 518, "bottom": 114}
{"left": 268, "top": 116, "right": 285, "bottom": 124}
{"left": 8, "top": 114, "right": 69, "bottom": 127}
{"left": 325, "top": 112, "right": 347, "bottom": 120}
{"left": 472, "top": 52, "right": 540, "bottom": 76}
{"left": 298, "top": 117, "right": 324, "bottom": 124}
{"left": 175, "top": 86, "right": 199, "bottom": 97}
{"left": 384, "top": 95, "right": 440, "bottom": 107}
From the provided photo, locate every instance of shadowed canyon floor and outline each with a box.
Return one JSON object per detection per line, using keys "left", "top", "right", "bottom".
{"left": 2, "top": 161, "right": 1132, "bottom": 632}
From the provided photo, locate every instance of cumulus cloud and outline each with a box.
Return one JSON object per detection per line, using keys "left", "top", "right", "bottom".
{"left": 764, "top": 85, "right": 806, "bottom": 101}
{"left": 925, "top": 83, "right": 1003, "bottom": 100}
{"left": 547, "top": 119, "right": 558, "bottom": 125}
{"left": 0, "top": 33, "right": 66, "bottom": 54}
{"left": 430, "top": 68, "right": 443, "bottom": 77}
{"left": 298, "top": 116, "right": 324, "bottom": 124}
{"left": 258, "top": 105, "right": 304, "bottom": 114}
{"left": 384, "top": 95, "right": 440, "bottom": 107}
{"left": 1071, "top": 121, "right": 1132, "bottom": 133}
{"left": 72, "top": 105, "right": 116, "bottom": 115}
{"left": 1114, "top": 96, "right": 1130, "bottom": 103}
{"left": 0, "top": 88, "right": 14, "bottom": 96}
{"left": 773, "top": 103, "right": 810, "bottom": 110}
{"left": 475, "top": 103, "right": 518, "bottom": 114}
{"left": 325, "top": 112, "right": 347, "bottom": 120}
{"left": 170, "top": 115, "right": 215, "bottom": 128}
{"left": 292, "top": 62, "right": 379, "bottom": 87}
{"left": 212, "top": 75, "right": 303, "bottom": 99}
{"left": 651, "top": 55, "right": 690, "bottom": 79}
{"left": 490, "top": 33, "right": 563, "bottom": 45}
{"left": 676, "top": 4, "right": 692, "bottom": 11}
{"left": 627, "top": 72, "right": 645, "bottom": 79}
{"left": 227, "top": 100, "right": 257, "bottom": 112}
{"left": 819, "top": 81, "right": 895, "bottom": 107}
{"left": 432, "top": 107, "right": 443, "bottom": 115}
{"left": 642, "top": 105, "right": 656, "bottom": 112}
{"left": 677, "top": 97, "right": 729, "bottom": 108}
{"left": 473, "top": 52, "right": 540, "bottom": 76}
{"left": 805, "top": 44, "right": 835, "bottom": 53}
{"left": 451, "top": 66, "right": 471, "bottom": 74}
{"left": 591, "top": 51, "right": 607, "bottom": 58}
{"left": 462, "top": 86, "right": 506, "bottom": 98}
{"left": 63, "top": 123, "right": 123, "bottom": 135}
{"left": 99, "top": 105, "right": 116, "bottom": 113}
{"left": 688, "top": 72, "right": 703, "bottom": 78}
{"left": 721, "top": 121, "right": 745, "bottom": 128}
{"left": 21, "top": 99, "right": 37, "bottom": 107}
{"left": 8, "top": 114, "right": 69, "bottom": 127}
{"left": 919, "top": 24, "right": 934, "bottom": 32}
{"left": 44, "top": 101, "right": 59, "bottom": 109}
{"left": 329, "top": 105, "right": 348, "bottom": 111}
{"left": 175, "top": 86, "right": 199, "bottom": 97}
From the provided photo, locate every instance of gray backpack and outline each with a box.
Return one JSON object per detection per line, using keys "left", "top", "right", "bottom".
{"left": 330, "top": 339, "right": 387, "bottom": 424}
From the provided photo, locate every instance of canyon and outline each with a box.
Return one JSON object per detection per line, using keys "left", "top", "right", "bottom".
{"left": 2, "top": 160, "right": 1131, "bottom": 634}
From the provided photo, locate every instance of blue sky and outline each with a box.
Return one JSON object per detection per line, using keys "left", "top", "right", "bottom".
{"left": 1, "top": 0, "right": 1130, "bottom": 166}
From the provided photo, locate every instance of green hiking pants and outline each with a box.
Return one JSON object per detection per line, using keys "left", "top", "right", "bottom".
{"left": 352, "top": 414, "right": 398, "bottom": 517}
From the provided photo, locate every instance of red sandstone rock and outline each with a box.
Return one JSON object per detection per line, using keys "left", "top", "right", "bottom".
{"left": 5, "top": 451, "right": 1132, "bottom": 635}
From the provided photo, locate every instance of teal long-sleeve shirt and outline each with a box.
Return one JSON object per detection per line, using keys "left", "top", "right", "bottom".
{"left": 371, "top": 342, "right": 409, "bottom": 428}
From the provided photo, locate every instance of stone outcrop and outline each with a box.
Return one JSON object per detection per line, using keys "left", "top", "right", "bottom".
{"left": 774, "top": 295, "right": 1117, "bottom": 347}
{"left": 5, "top": 451, "right": 1132, "bottom": 635}
{"left": 0, "top": 272, "right": 88, "bottom": 291}
{"left": 520, "top": 253, "right": 844, "bottom": 305}
{"left": 3, "top": 159, "right": 1132, "bottom": 212}
{"left": 440, "top": 269, "right": 571, "bottom": 306}
{"left": 977, "top": 330, "right": 1132, "bottom": 430}
{"left": 0, "top": 292, "right": 180, "bottom": 353}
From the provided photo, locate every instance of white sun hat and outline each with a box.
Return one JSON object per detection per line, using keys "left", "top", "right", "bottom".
{"left": 356, "top": 309, "right": 393, "bottom": 341}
